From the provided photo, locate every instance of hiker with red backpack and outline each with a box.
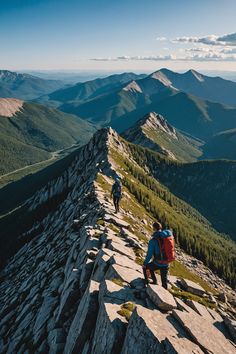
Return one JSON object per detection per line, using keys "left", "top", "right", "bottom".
{"left": 111, "top": 177, "right": 122, "bottom": 213}
{"left": 142, "top": 221, "right": 176, "bottom": 289}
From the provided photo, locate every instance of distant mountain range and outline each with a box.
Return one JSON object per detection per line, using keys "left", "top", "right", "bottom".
{"left": 36, "top": 72, "right": 146, "bottom": 108}
{"left": 0, "top": 70, "right": 65, "bottom": 100}
{"left": 150, "top": 69, "right": 236, "bottom": 107}
{"left": 48, "top": 70, "right": 236, "bottom": 143}
{"left": 1, "top": 68, "right": 236, "bottom": 173}
{"left": 0, "top": 99, "right": 95, "bottom": 175}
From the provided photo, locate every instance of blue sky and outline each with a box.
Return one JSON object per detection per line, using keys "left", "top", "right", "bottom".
{"left": 1, "top": 0, "right": 236, "bottom": 71}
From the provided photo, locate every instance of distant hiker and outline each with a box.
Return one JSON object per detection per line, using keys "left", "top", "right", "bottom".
{"left": 111, "top": 177, "right": 122, "bottom": 213}
{"left": 142, "top": 221, "right": 176, "bottom": 289}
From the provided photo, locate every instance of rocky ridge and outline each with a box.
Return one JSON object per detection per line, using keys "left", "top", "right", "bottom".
{"left": 0, "top": 128, "right": 235, "bottom": 353}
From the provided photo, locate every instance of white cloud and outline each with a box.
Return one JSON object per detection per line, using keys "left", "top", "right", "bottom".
{"left": 91, "top": 54, "right": 175, "bottom": 61}
{"left": 156, "top": 37, "right": 167, "bottom": 41}
{"left": 90, "top": 57, "right": 118, "bottom": 61}
{"left": 220, "top": 47, "right": 236, "bottom": 54}
{"left": 185, "top": 53, "right": 236, "bottom": 61}
{"left": 173, "top": 32, "right": 236, "bottom": 46}
{"left": 90, "top": 52, "right": 236, "bottom": 62}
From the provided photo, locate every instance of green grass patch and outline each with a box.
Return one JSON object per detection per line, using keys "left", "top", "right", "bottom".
{"left": 133, "top": 247, "right": 145, "bottom": 266}
{"left": 170, "top": 286, "right": 216, "bottom": 309}
{"left": 111, "top": 278, "right": 125, "bottom": 287}
{"left": 169, "top": 261, "right": 217, "bottom": 294}
{"left": 96, "top": 172, "right": 111, "bottom": 193}
{"left": 97, "top": 219, "right": 105, "bottom": 226}
{"left": 117, "top": 302, "right": 136, "bottom": 321}
{"left": 108, "top": 223, "right": 120, "bottom": 233}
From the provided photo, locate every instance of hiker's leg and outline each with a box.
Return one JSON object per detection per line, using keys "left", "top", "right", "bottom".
{"left": 113, "top": 196, "right": 118, "bottom": 212}
{"left": 147, "top": 263, "right": 158, "bottom": 284}
{"left": 117, "top": 197, "right": 120, "bottom": 212}
{"left": 160, "top": 266, "right": 169, "bottom": 289}
{"left": 115, "top": 197, "right": 119, "bottom": 212}
{"left": 143, "top": 266, "right": 149, "bottom": 283}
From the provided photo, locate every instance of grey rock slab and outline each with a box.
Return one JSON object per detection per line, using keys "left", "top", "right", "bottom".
{"left": 206, "top": 307, "right": 223, "bottom": 322}
{"left": 64, "top": 280, "right": 99, "bottom": 354}
{"left": 110, "top": 254, "right": 142, "bottom": 272}
{"left": 185, "top": 300, "right": 214, "bottom": 321}
{"left": 121, "top": 305, "right": 178, "bottom": 354}
{"left": 173, "top": 309, "right": 236, "bottom": 354}
{"left": 147, "top": 284, "right": 177, "bottom": 311}
{"left": 33, "top": 295, "right": 58, "bottom": 345}
{"left": 48, "top": 328, "right": 66, "bottom": 345}
{"left": 165, "top": 336, "right": 204, "bottom": 354}
{"left": 120, "top": 228, "right": 143, "bottom": 248}
{"left": 56, "top": 269, "right": 81, "bottom": 322}
{"left": 104, "top": 214, "right": 130, "bottom": 228}
{"left": 168, "top": 275, "right": 181, "bottom": 289}
{"left": 99, "top": 280, "right": 135, "bottom": 305}
{"left": 91, "top": 302, "right": 127, "bottom": 354}
{"left": 105, "top": 264, "right": 145, "bottom": 289}
{"left": 107, "top": 237, "right": 135, "bottom": 260}
{"left": 92, "top": 254, "right": 111, "bottom": 282}
{"left": 180, "top": 279, "right": 205, "bottom": 296}
{"left": 175, "top": 298, "right": 195, "bottom": 313}
{"left": 224, "top": 317, "right": 236, "bottom": 343}
{"left": 79, "top": 258, "right": 95, "bottom": 293}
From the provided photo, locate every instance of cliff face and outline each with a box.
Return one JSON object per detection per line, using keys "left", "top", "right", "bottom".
{"left": 0, "top": 128, "right": 235, "bottom": 353}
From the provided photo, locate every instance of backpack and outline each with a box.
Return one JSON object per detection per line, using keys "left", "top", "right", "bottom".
{"left": 113, "top": 182, "right": 122, "bottom": 197}
{"left": 156, "top": 230, "right": 176, "bottom": 264}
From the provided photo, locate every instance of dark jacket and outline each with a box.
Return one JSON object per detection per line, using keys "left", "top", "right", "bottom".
{"left": 111, "top": 181, "right": 122, "bottom": 197}
{"left": 143, "top": 230, "right": 170, "bottom": 267}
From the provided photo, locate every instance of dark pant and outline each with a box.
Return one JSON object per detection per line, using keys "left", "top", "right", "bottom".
{"left": 143, "top": 262, "right": 169, "bottom": 289}
{"left": 113, "top": 196, "right": 120, "bottom": 213}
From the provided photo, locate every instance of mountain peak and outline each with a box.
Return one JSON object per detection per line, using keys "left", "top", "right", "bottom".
{"left": 185, "top": 69, "right": 205, "bottom": 82}
{"left": 0, "top": 98, "right": 24, "bottom": 117}
{"left": 0, "top": 70, "right": 31, "bottom": 81}
{"left": 150, "top": 71, "right": 173, "bottom": 87}
{"left": 123, "top": 80, "right": 143, "bottom": 93}
{"left": 141, "top": 111, "right": 177, "bottom": 137}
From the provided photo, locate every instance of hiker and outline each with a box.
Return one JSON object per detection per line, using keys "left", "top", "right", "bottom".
{"left": 111, "top": 177, "right": 122, "bottom": 213}
{"left": 142, "top": 221, "right": 175, "bottom": 289}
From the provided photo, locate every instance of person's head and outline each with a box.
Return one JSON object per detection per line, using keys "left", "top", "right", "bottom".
{"left": 115, "top": 176, "right": 121, "bottom": 183}
{"left": 153, "top": 221, "right": 162, "bottom": 231}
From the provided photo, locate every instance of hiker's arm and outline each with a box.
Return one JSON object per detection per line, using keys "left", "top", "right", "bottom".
{"left": 143, "top": 240, "right": 154, "bottom": 266}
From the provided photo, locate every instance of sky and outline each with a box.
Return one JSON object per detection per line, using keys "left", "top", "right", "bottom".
{"left": 1, "top": 0, "right": 236, "bottom": 72}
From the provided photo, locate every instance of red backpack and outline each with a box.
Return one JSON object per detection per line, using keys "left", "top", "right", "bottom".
{"left": 156, "top": 230, "right": 176, "bottom": 264}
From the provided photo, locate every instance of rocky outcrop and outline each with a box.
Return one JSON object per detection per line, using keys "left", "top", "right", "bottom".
{"left": 173, "top": 310, "right": 236, "bottom": 354}
{"left": 0, "top": 128, "right": 235, "bottom": 353}
{"left": 64, "top": 280, "right": 99, "bottom": 354}
{"left": 146, "top": 284, "right": 177, "bottom": 311}
{"left": 224, "top": 317, "right": 236, "bottom": 343}
{"left": 180, "top": 278, "right": 206, "bottom": 296}
{"left": 91, "top": 302, "right": 127, "bottom": 354}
